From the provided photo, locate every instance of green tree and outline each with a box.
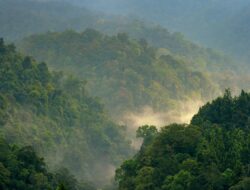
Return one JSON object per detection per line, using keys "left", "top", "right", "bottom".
{"left": 230, "top": 178, "right": 250, "bottom": 190}
{"left": 135, "top": 167, "right": 155, "bottom": 190}
{"left": 162, "top": 170, "right": 194, "bottom": 190}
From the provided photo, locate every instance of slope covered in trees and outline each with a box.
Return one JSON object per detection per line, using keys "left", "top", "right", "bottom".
{"left": 191, "top": 90, "right": 250, "bottom": 129}
{"left": 0, "top": 39, "right": 133, "bottom": 187}
{"left": 3, "top": 0, "right": 247, "bottom": 87}
{"left": 0, "top": 0, "right": 241, "bottom": 70}
{"left": 3, "top": 0, "right": 250, "bottom": 66}
{"left": 93, "top": 19, "right": 235, "bottom": 73}
{"left": 0, "top": 0, "right": 231, "bottom": 68}
{"left": 18, "top": 30, "right": 219, "bottom": 118}
{"left": 116, "top": 90, "right": 250, "bottom": 190}
{"left": 71, "top": 0, "right": 250, "bottom": 60}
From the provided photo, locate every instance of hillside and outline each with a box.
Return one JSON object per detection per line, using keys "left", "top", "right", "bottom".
{"left": 2, "top": 0, "right": 250, "bottom": 64}
{"left": 18, "top": 30, "right": 220, "bottom": 119}
{"left": 93, "top": 19, "right": 235, "bottom": 73}
{"left": 0, "top": 39, "right": 133, "bottom": 187}
{"left": 2, "top": 0, "right": 245, "bottom": 76}
{"left": 69, "top": 0, "right": 250, "bottom": 63}
{"left": 70, "top": 0, "right": 249, "bottom": 46}
{"left": 116, "top": 90, "right": 250, "bottom": 190}
{"left": 0, "top": 0, "right": 226, "bottom": 60}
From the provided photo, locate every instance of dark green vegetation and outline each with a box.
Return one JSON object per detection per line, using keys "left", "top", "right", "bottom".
{"left": 0, "top": 39, "right": 133, "bottom": 187}
{"left": 0, "top": 138, "right": 55, "bottom": 190}
{"left": 0, "top": 138, "right": 97, "bottom": 190}
{"left": 116, "top": 90, "right": 250, "bottom": 190}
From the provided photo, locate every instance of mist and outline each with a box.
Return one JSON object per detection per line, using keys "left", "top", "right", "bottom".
{"left": 120, "top": 99, "right": 204, "bottom": 149}
{"left": 66, "top": 0, "right": 250, "bottom": 61}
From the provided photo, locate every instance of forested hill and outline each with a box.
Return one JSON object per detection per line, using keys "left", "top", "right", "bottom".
{"left": 0, "top": 0, "right": 232, "bottom": 68}
{"left": 191, "top": 90, "right": 250, "bottom": 129}
{"left": 0, "top": 0, "right": 239, "bottom": 69}
{"left": 0, "top": 39, "right": 133, "bottom": 188}
{"left": 2, "top": 0, "right": 244, "bottom": 80}
{"left": 70, "top": 0, "right": 250, "bottom": 61}
{"left": 116, "top": 90, "right": 250, "bottom": 190}
{"left": 2, "top": 0, "right": 250, "bottom": 64}
{"left": 18, "top": 30, "right": 219, "bottom": 118}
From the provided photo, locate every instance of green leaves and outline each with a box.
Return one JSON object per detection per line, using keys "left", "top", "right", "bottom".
{"left": 162, "top": 170, "right": 194, "bottom": 190}
{"left": 191, "top": 90, "right": 250, "bottom": 129}
{"left": 136, "top": 125, "right": 158, "bottom": 147}
{"left": 135, "top": 167, "right": 155, "bottom": 190}
{"left": 0, "top": 139, "right": 54, "bottom": 190}
{"left": 116, "top": 92, "right": 250, "bottom": 190}
{"left": 0, "top": 39, "right": 133, "bottom": 187}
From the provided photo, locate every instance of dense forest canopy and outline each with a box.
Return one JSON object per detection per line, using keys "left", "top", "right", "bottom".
{"left": 0, "top": 39, "right": 133, "bottom": 188}
{"left": 2, "top": 0, "right": 249, "bottom": 92}
{"left": 18, "top": 30, "right": 220, "bottom": 119}
{"left": 116, "top": 91, "right": 250, "bottom": 190}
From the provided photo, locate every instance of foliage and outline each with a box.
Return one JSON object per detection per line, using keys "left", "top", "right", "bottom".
{"left": 191, "top": 89, "right": 250, "bottom": 129}
{"left": 116, "top": 91, "right": 250, "bottom": 190}
{"left": 0, "top": 39, "right": 133, "bottom": 187}
{"left": 0, "top": 138, "right": 54, "bottom": 190}
{"left": 0, "top": 137, "right": 96, "bottom": 190}
{"left": 19, "top": 30, "right": 218, "bottom": 118}
{"left": 1, "top": 0, "right": 248, "bottom": 94}
{"left": 71, "top": 0, "right": 250, "bottom": 62}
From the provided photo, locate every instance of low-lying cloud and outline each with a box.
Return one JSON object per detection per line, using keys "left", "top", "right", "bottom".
{"left": 120, "top": 99, "right": 204, "bottom": 149}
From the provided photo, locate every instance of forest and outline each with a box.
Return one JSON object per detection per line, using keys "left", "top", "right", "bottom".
{"left": 18, "top": 29, "right": 219, "bottom": 118}
{"left": 0, "top": 39, "right": 133, "bottom": 189}
{"left": 116, "top": 90, "right": 250, "bottom": 190}
{"left": 0, "top": 0, "right": 250, "bottom": 190}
